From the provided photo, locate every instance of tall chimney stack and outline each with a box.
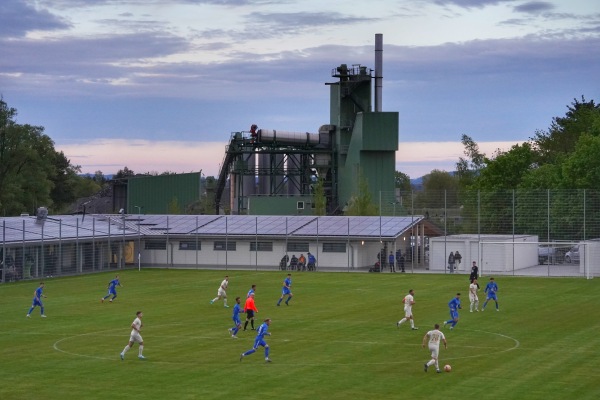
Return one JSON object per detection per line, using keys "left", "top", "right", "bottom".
{"left": 374, "top": 33, "right": 383, "bottom": 112}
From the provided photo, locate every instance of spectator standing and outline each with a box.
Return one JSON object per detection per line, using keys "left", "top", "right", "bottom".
{"left": 307, "top": 252, "right": 316, "bottom": 271}
{"left": 454, "top": 251, "right": 462, "bottom": 268}
{"left": 447, "top": 252, "right": 455, "bottom": 273}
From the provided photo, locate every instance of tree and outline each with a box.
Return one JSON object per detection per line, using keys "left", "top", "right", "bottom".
{"left": 417, "top": 170, "right": 460, "bottom": 208}
{"left": 462, "top": 96, "right": 600, "bottom": 240}
{"left": 456, "top": 134, "right": 486, "bottom": 188}
{"left": 313, "top": 176, "right": 327, "bottom": 216}
{"left": 345, "top": 170, "right": 378, "bottom": 216}
{"left": 93, "top": 170, "right": 108, "bottom": 185}
{"left": 186, "top": 176, "right": 217, "bottom": 215}
{"left": 167, "top": 197, "right": 181, "bottom": 214}
{"left": 473, "top": 143, "right": 536, "bottom": 190}
{"left": 394, "top": 171, "right": 411, "bottom": 192}
{"left": 0, "top": 98, "right": 75, "bottom": 215}
{"left": 114, "top": 167, "right": 135, "bottom": 179}
{"left": 531, "top": 96, "right": 600, "bottom": 165}
{"left": 50, "top": 151, "right": 83, "bottom": 212}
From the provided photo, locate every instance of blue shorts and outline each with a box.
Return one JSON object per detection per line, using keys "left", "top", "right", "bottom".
{"left": 253, "top": 338, "right": 267, "bottom": 349}
{"left": 282, "top": 288, "right": 291, "bottom": 296}
{"left": 487, "top": 293, "right": 497, "bottom": 301}
{"left": 32, "top": 299, "right": 43, "bottom": 307}
{"left": 107, "top": 288, "right": 117, "bottom": 296}
{"left": 233, "top": 317, "right": 241, "bottom": 325}
{"left": 450, "top": 309, "right": 459, "bottom": 320}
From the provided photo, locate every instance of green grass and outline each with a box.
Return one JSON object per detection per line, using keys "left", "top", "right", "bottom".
{"left": 1, "top": 270, "right": 600, "bottom": 400}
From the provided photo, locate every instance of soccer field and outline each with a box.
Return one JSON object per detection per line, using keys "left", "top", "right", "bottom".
{"left": 1, "top": 269, "right": 599, "bottom": 400}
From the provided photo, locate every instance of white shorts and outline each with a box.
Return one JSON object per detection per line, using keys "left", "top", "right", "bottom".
{"left": 404, "top": 308, "right": 413, "bottom": 318}
{"left": 469, "top": 294, "right": 478, "bottom": 302}
{"left": 129, "top": 332, "right": 143, "bottom": 344}
{"left": 218, "top": 288, "right": 227, "bottom": 297}
{"left": 428, "top": 345, "right": 440, "bottom": 359}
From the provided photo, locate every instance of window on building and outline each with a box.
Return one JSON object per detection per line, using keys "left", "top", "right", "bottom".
{"left": 323, "top": 242, "right": 346, "bottom": 253}
{"left": 179, "top": 241, "right": 200, "bottom": 250}
{"left": 145, "top": 240, "right": 167, "bottom": 250}
{"left": 250, "top": 241, "right": 273, "bottom": 251}
{"left": 287, "top": 242, "right": 309, "bottom": 252}
{"left": 214, "top": 241, "right": 236, "bottom": 251}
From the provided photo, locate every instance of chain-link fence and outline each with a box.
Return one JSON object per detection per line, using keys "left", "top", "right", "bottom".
{"left": 2, "top": 189, "right": 599, "bottom": 282}
{"left": 1, "top": 216, "right": 139, "bottom": 283}
{"left": 379, "top": 189, "right": 600, "bottom": 241}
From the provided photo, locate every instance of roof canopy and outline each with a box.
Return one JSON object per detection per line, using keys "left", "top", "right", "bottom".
{"left": 0, "top": 214, "right": 426, "bottom": 244}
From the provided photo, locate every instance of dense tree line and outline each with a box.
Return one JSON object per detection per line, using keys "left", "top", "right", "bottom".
{"left": 456, "top": 96, "right": 600, "bottom": 240}
{"left": 0, "top": 98, "right": 104, "bottom": 216}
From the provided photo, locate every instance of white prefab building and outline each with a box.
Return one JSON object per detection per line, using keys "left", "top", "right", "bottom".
{"left": 429, "top": 234, "right": 539, "bottom": 274}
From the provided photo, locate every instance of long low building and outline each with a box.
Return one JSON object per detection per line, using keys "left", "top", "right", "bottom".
{"left": 0, "top": 214, "right": 435, "bottom": 281}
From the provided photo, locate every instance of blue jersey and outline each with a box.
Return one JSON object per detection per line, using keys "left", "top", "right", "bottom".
{"left": 247, "top": 288, "right": 255, "bottom": 298}
{"left": 282, "top": 277, "right": 292, "bottom": 295}
{"left": 256, "top": 322, "right": 270, "bottom": 341}
{"left": 252, "top": 322, "right": 271, "bottom": 349}
{"left": 32, "top": 286, "right": 44, "bottom": 306}
{"left": 108, "top": 279, "right": 120, "bottom": 290}
{"left": 485, "top": 282, "right": 498, "bottom": 299}
{"left": 485, "top": 282, "right": 498, "bottom": 294}
{"left": 448, "top": 297, "right": 461, "bottom": 311}
{"left": 232, "top": 303, "right": 243, "bottom": 323}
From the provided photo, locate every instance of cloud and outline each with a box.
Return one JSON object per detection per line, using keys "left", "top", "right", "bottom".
{"left": 0, "top": 0, "right": 70, "bottom": 37}
{"left": 513, "top": 1, "right": 555, "bottom": 14}
{"left": 429, "top": 0, "right": 515, "bottom": 9}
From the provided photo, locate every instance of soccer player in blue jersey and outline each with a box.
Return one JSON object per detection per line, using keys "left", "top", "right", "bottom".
{"left": 240, "top": 318, "right": 272, "bottom": 363}
{"left": 26, "top": 282, "right": 47, "bottom": 318}
{"left": 443, "top": 293, "right": 461, "bottom": 330}
{"left": 277, "top": 274, "right": 292, "bottom": 306}
{"left": 101, "top": 275, "right": 123, "bottom": 303}
{"left": 228, "top": 297, "right": 245, "bottom": 338}
{"left": 482, "top": 277, "right": 499, "bottom": 311}
{"left": 247, "top": 284, "right": 256, "bottom": 298}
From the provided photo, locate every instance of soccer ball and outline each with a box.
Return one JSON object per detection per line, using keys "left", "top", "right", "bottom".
{"left": 444, "top": 364, "right": 452, "bottom": 372}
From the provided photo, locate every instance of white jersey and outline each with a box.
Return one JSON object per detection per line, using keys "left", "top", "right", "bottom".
{"left": 426, "top": 329, "right": 445, "bottom": 348}
{"left": 130, "top": 317, "right": 142, "bottom": 336}
{"left": 217, "top": 279, "right": 228, "bottom": 296}
{"left": 129, "top": 317, "right": 143, "bottom": 343}
{"left": 403, "top": 294, "right": 414, "bottom": 312}
{"left": 469, "top": 283, "right": 479, "bottom": 300}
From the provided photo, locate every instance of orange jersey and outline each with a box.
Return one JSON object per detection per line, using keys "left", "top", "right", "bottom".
{"left": 244, "top": 297, "right": 258, "bottom": 313}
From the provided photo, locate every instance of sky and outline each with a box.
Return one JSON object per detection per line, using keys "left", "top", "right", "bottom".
{"left": 1, "top": 0, "right": 599, "bottom": 179}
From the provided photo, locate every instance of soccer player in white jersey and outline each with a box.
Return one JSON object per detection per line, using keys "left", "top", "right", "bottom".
{"left": 210, "top": 276, "right": 229, "bottom": 308}
{"left": 120, "top": 311, "right": 145, "bottom": 360}
{"left": 422, "top": 323, "right": 447, "bottom": 373}
{"left": 397, "top": 289, "right": 418, "bottom": 330}
{"left": 469, "top": 279, "right": 480, "bottom": 312}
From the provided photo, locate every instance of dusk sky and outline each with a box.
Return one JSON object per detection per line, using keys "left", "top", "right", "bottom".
{"left": 1, "top": 0, "right": 598, "bottom": 179}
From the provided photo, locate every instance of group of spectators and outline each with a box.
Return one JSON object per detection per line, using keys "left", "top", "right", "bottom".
{"left": 279, "top": 252, "right": 316, "bottom": 271}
